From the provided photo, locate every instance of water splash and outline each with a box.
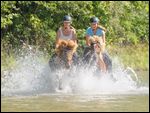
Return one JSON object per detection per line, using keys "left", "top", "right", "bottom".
{"left": 1, "top": 47, "right": 149, "bottom": 96}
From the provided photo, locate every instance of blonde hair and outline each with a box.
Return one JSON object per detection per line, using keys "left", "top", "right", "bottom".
{"left": 98, "top": 25, "right": 106, "bottom": 32}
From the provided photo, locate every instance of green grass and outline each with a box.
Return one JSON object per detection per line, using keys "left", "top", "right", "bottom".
{"left": 107, "top": 43, "right": 149, "bottom": 71}
{"left": 1, "top": 51, "right": 16, "bottom": 71}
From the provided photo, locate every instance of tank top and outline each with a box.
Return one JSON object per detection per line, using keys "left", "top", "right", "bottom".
{"left": 59, "top": 27, "right": 73, "bottom": 40}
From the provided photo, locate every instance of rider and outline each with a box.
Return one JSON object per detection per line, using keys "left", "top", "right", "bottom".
{"left": 55, "top": 15, "right": 78, "bottom": 68}
{"left": 85, "top": 17, "right": 107, "bottom": 73}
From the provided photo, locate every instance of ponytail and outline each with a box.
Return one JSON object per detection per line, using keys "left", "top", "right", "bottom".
{"left": 70, "top": 26, "right": 76, "bottom": 30}
{"left": 98, "top": 25, "right": 106, "bottom": 32}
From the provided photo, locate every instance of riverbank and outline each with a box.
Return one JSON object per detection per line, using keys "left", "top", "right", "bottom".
{"left": 107, "top": 43, "right": 149, "bottom": 71}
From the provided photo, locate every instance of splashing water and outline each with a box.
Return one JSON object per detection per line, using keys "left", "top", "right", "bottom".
{"left": 1, "top": 47, "right": 149, "bottom": 96}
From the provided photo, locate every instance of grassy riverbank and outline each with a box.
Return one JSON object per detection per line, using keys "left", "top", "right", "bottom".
{"left": 107, "top": 43, "right": 149, "bottom": 71}
{"left": 1, "top": 43, "right": 149, "bottom": 72}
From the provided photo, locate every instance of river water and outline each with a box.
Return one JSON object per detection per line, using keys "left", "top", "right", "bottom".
{"left": 1, "top": 93, "right": 149, "bottom": 112}
{"left": 1, "top": 50, "right": 149, "bottom": 112}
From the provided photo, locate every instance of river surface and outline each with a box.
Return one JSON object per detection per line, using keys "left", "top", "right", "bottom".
{"left": 1, "top": 93, "right": 149, "bottom": 112}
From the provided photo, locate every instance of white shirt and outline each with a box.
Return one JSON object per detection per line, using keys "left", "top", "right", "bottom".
{"left": 59, "top": 27, "right": 73, "bottom": 40}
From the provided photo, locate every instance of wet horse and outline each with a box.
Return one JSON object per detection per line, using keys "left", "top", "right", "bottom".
{"left": 82, "top": 42, "right": 112, "bottom": 73}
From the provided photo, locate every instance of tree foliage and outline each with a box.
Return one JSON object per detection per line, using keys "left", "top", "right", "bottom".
{"left": 1, "top": 1, "right": 149, "bottom": 54}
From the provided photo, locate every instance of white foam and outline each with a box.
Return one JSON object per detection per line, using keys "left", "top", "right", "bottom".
{"left": 1, "top": 48, "right": 149, "bottom": 96}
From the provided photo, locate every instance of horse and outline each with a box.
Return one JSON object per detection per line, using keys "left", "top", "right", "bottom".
{"left": 82, "top": 37, "right": 112, "bottom": 73}
{"left": 48, "top": 39, "right": 79, "bottom": 90}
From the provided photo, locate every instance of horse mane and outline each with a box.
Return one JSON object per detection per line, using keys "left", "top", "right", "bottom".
{"left": 58, "top": 39, "right": 77, "bottom": 49}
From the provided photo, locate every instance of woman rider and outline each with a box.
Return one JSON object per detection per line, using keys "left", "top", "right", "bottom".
{"left": 55, "top": 15, "right": 78, "bottom": 68}
{"left": 85, "top": 17, "right": 107, "bottom": 73}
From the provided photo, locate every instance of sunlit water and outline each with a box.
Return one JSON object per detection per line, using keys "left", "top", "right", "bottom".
{"left": 1, "top": 48, "right": 149, "bottom": 111}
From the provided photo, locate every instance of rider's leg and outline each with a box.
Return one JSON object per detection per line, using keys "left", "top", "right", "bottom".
{"left": 66, "top": 45, "right": 77, "bottom": 68}
{"left": 55, "top": 47, "right": 61, "bottom": 57}
{"left": 66, "top": 50, "right": 73, "bottom": 68}
{"left": 97, "top": 53, "right": 107, "bottom": 73}
{"left": 95, "top": 43, "right": 107, "bottom": 73}
{"left": 55, "top": 47, "right": 62, "bottom": 63}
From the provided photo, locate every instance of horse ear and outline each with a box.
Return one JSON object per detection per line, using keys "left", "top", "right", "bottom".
{"left": 89, "top": 38, "right": 95, "bottom": 43}
{"left": 95, "top": 36, "right": 100, "bottom": 42}
{"left": 62, "top": 40, "right": 68, "bottom": 46}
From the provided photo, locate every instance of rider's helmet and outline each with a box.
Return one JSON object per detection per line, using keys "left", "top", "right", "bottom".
{"left": 90, "top": 17, "right": 99, "bottom": 23}
{"left": 63, "top": 15, "right": 72, "bottom": 22}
